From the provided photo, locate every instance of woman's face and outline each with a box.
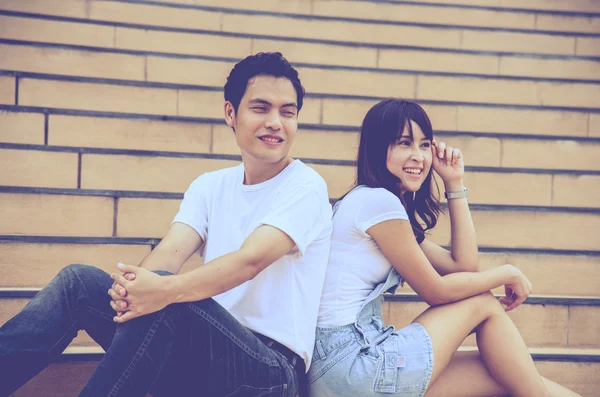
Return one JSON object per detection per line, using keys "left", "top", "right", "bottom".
{"left": 386, "top": 120, "right": 432, "bottom": 194}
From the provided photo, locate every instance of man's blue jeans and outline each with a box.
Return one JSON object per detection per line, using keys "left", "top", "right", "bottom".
{"left": 0, "top": 264, "right": 299, "bottom": 397}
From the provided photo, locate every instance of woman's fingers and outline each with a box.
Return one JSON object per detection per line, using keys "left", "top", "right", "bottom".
{"left": 452, "top": 148, "right": 462, "bottom": 165}
{"left": 445, "top": 146, "right": 453, "bottom": 165}
{"left": 433, "top": 141, "right": 461, "bottom": 163}
{"left": 505, "top": 293, "right": 527, "bottom": 312}
{"left": 437, "top": 141, "right": 446, "bottom": 158}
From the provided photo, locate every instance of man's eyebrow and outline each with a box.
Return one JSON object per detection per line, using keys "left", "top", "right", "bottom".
{"left": 248, "top": 99, "right": 297, "bottom": 109}
{"left": 249, "top": 99, "right": 272, "bottom": 106}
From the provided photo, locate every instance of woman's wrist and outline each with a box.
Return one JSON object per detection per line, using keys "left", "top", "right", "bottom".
{"left": 444, "top": 179, "right": 464, "bottom": 193}
{"left": 501, "top": 264, "right": 520, "bottom": 283}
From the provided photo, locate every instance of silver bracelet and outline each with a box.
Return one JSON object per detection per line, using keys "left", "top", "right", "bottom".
{"left": 444, "top": 186, "right": 468, "bottom": 200}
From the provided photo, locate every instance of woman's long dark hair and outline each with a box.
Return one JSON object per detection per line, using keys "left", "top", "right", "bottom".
{"left": 351, "top": 99, "right": 443, "bottom": 243}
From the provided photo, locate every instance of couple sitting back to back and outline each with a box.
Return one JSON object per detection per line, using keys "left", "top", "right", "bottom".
{"left": 0, "top": 53, "right": 580, "bottom": 397}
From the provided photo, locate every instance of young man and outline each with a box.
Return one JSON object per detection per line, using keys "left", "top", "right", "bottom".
{"left": 0, "top": 52, "right": 332, "bottom": 397}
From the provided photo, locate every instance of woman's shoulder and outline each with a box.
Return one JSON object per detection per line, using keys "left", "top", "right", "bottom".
{"left": 344, "top": 185, "right": 404, "bottom": 208}
{"left": 335, "top": 186, "right": 408, "bottom": 224}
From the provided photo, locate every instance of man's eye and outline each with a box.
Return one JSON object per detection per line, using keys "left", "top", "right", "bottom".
{"left": 252, "top": 107, "right": 267, "bottom": 112}
{"left": 283, "top": 111, "right": 296, "bottom": 116}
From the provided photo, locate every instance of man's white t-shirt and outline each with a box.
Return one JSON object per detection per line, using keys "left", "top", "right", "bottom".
{"left": 172, "top": 159, "right": 332, "bottom": 369}
{"left": 317, "top": 185, "right": 409, "bottom": 327}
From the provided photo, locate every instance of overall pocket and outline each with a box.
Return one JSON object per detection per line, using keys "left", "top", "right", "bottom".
{"left": 374, "top": 334, "right": 424, "bottom": 394}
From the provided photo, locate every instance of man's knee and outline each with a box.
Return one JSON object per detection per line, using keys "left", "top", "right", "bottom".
{"left": 53, "top": 264, "right": 111, "bottom": 295}
{"left": 57, "top": 263, "right": 98, "bottom": 282}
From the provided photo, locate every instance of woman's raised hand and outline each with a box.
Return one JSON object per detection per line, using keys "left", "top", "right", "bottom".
{"left": 499, "top": 264, "right": 533, "bottom": 312}
{"left": 432, "top": 139, "right": 464, "bottom": 184}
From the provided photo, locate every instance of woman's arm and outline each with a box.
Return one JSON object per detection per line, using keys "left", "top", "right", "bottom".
{"left": 368, "top": 219, "right": 531, "bottom": 311}
{"left": 422, "top": 140, "right": 478, "bottom": 275}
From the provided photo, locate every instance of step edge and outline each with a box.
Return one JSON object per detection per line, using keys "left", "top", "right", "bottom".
{"left": 2, "top": 144, "right": 600, "bottom": 177}
{"left": 5, "top": 69, "right": 600, "bottom": 113}
{"left": 2, "top": 103, "right": 600, "bottom": 144}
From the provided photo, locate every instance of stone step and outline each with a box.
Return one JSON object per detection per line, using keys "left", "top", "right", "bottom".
{"left": 384, "top": 0, "right": 600, "bottom": 14}
{"left": 310, "top": 0, "right": 600, "bottom": 33}
{"left": 0, "top": 188, "right": 599, "bottom": 250}
{"left": 0, "top": 241, "right": 203, "bottom": 289}
{"left": 5, "top": 339, "right": 600, "bottom": 396}
{"left": 1, "top": 41, "right": 599, "bottom": 110}
{"left": 1, "top": 74, "right": 598, "bottom": 138}
{"left": 1, "top": 110, "right": 599, "bottom": 172}
{"left": 1, "top": 0, "right": 599, "bottom": 58}
{"left": 0, "top": 145, "right": 598, "bottom": 208}
{"left": 2, "top": 294, "right": 599, "bottom": 349}
{"left": 4, "top": 0, "right": 600, "bottom": 21}
{"left": 382, "top": 294, "right": 600, "bottom": 348}
{"left": 2, "top": 30, "right": 599, "bottom": 82}
{"left": 0, "top": 241, "right": 597, "bottom": 296}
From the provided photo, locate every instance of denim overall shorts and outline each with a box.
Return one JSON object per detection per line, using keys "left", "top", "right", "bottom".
{"left": 307, "top": 269, "right": 434, "bottom": 396}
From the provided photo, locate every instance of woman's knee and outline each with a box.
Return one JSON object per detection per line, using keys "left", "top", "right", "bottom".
{"left": 464, "top": 291, "right": 503, "bottom": 319}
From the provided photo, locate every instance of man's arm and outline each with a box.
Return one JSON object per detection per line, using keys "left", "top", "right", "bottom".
{"left": 108, "top": 222, "right": 203, "bottom": 314}
{"left": 138, "top": 222, "right": 204, "bottom": 274}
{"left": 170, "top": 224, "right": 295, "bottom": 302}
{"left": 112, "top": 224, "right": 295, "bottom": 322}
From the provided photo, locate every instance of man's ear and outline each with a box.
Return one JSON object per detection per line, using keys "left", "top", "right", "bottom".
{"left": 224, "top": 101, "right": 236, "bottom": 133}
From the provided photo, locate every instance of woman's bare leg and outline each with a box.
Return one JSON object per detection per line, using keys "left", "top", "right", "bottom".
{"left": 424, "top": 351, "right": 581, "bottom": 397}
{"left": 425, "top": 351, "right": 506, "bottom": 397}
{"left": 413, "top": 292, "right": 550, "bottom": 397}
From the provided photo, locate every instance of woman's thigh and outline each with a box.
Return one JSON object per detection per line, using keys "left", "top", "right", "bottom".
{"left": 413, "top": 292, "right": 502, "bottom": 385}
{"left": 424, "top": 351, "right": 507, "bottom": 397}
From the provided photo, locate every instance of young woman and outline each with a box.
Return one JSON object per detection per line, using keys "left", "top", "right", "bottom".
{"left": 307, "top": 99, "right": 580, "bottom": 397}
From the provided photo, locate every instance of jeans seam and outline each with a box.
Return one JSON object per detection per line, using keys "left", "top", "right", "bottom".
{"left": 47, "top": 320, "right": 80, "bottom": 356}
{"left": 307, "top": 342, "right": 358, "bottom": 386}
{"left": 225, "top": 384, "right": 286, "bottom": 397}
{"left": 86, "top": 305, "right": 116, "bottom": 322}
{"left": 187, "top": 303, "right": 278, "bottom": 366}
{"left": 413, "top": 323, "right": 434, "bottom": 397}
{"left": 107, "top": 310, "right": 167, "bottom": 397}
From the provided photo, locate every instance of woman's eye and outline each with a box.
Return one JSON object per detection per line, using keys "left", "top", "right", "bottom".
{"left": 421, "top": 142, "right": 431, "bottom": 148}
{"left": 398, "top": 140, "right": 411, "bottom": 146}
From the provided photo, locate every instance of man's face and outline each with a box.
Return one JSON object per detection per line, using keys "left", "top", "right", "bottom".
{"left": 225, "top": 75, "right": 298, "bottom": 166}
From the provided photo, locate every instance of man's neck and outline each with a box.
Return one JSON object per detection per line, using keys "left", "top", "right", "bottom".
{"left": 242, "top": 156, "right": 294, "bottom": 185}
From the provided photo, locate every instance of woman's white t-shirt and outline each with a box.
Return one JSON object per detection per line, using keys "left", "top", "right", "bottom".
{"left": 317, "top": 185, "right": 409, "bottom": 328}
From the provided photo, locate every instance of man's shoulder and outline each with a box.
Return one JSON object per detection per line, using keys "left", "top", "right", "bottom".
{"left": 188, "top": 163, "right": 241, "bottom": 188}
{"left": 285, "top": 160, "right": 328, "bottom": 192}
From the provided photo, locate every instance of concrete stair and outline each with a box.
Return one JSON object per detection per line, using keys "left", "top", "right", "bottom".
{"left": 0, "top": 0, "right": 598, "bottom": 395}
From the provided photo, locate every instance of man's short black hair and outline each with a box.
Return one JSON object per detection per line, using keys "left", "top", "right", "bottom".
{"left": 224, "top": 52, "right": 304, "bottom": 113}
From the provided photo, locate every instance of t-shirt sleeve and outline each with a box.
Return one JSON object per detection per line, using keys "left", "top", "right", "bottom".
{"left": 171, "top": 175, "right": 210, "bottom": 243}
{"left": 356, "top": 188, "right": 409, "bottom": 235}
{"left": 259, "top": 180, "right": 329, "bottom": 257}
